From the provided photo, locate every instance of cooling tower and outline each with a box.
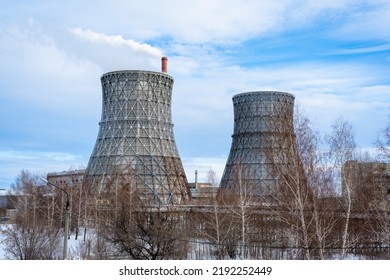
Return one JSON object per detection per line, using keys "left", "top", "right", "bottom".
{"left": 220, "top": 91, "right": 296, "bottom": 198}
{"left": 85, "top": 58, "right": 190, "bottom": 204}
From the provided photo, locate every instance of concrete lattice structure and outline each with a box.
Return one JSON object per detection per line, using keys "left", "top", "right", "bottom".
{"left": 85, "top": 59, "right": 190, "bottom": 204}
{"left": 220, "top": 91, "right": 296, "bottom": 197}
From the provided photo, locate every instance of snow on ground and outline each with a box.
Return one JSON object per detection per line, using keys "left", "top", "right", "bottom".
{"left": 0, "top": 225, "right": 7, "bottom": 259}
{"left": 0, "top": 225, "right": 373, "bottom": 260}
{"left": 0, "top": 225, "right": 92, "bottom": 260}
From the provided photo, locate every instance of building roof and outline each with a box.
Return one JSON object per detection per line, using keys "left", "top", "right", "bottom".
{"left": 47, "top": 169, "right": 85, "bottom": 177}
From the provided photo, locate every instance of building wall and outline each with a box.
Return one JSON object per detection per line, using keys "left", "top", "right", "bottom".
{"left": 0, "top": 189, "right": 7, "bottom": 209}
{"left": 342, "top": 160, "right": 390, "bottom": 205}
{"left": 47, "top": 169, "right": 85, "bottom": 188}
{"left": 189, "top": 182, "right": 218, "bottom": 201}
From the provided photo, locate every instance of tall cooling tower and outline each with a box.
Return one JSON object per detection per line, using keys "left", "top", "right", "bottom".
{"left": 220, "top": 91, "right": 296, "bottom": 197}
{"left": 85, "top": 58, "right": 190, "bottom": 204}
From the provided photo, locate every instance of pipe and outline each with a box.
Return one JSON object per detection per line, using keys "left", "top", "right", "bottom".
{"left": 161, "top": 57, "right": 168, "bottom": 73}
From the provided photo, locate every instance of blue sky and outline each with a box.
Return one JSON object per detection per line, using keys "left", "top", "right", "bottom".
{"left": 1, "top": 0, "right": 389, "bottom": 188}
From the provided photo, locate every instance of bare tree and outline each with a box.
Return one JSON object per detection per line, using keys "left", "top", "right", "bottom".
{"left": 325, "top": 118, "right": 357, "bottom": 259}
{"left": 345, "top": 154, "right": 390, "bottom": 259}
{"left": 206, "top": 168, "right": 220, "bottom": 188}
{"left": 3, "top": 170, "right": 62, "bottom": 259}
{"left": 294, "top": 110, "right": 342, "bottom": 259}
{"left": 190, "top": 189, "right": 240, "bottom": 259}
{"left": 190, "top": 169, "right": 237, "bottom": 259}
{"left": 261, "top": 106, "right": 314, "bottom": 259}
{"left": 373, "top": 117, "right": 390, "bottom": 257}
{"left": 222, "top": 161, "right": 258, "bottom": 259}
{"left": 376, "top": 116, "right": 390, "bottom": 161}
{"left": 261, "top": 108, "right": 351, "bottom": 260}
{"left": 97, "top": 175, "right": 188, "bottom": 260}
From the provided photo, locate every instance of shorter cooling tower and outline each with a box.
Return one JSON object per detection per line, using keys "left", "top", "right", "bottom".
{"left": 220, "top": 91, "right": 296, "bottom": 197}
{"left": 85, "top": 58, "right": 190, "bottom": 205}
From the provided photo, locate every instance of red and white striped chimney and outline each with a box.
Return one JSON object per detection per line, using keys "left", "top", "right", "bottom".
{"left": 161, "top": 56, "right": 168, "bottom": 73}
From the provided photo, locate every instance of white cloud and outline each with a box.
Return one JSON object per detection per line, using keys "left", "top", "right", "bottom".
{"left": 326, "top": 43, "right": 390, "bottom": 55}
{"left": 182, "top": 157, "right": 227, "bottom": 183}
{"left": 61, "top": 0, "right": 390, "bottom": 44}
{"left": 0, "top": 23, "right": 101, "bottom": 116}
{"left": 170, "top": 56, "right": 390, "bottom": 156}
{"left": 70, "top": 28, "right": 163, "bottom": 58}
{"left": 67, "top": 0, "right": 286, "bottom": 44}
{"left": 0, "top": 151, "right": 81, "bottom": 162}
{"left": 172, "top": 59, "right": 387, "bottom": 120}
{"left": 332, "top": 2, "right": 390, "bottom": 41}
{"left": 64, "top": 28, "right": 164, "bottom": 73}
{"left": 0, "top": 150, "right": 86, "bottom": 188}
{"left": 6, "top": 1, "right": 390, "bottom": 45}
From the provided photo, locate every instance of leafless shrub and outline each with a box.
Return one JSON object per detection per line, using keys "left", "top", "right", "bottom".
{"left": 96, "top": 176, "right": 188, "bottom": 259}
{"left": 3, "top": 223, "right": 61, "bottom": 260}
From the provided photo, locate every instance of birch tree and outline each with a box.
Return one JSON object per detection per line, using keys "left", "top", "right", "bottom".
{"left": 294, "top": 110, "right": 341, "bottom": 259}
{"left": 191, "top": 169, "right": 238, "bottom": 259}
{"left": 325, "top": 118, "right": 357, "bottom": 259}
{"left": 262, "top": 106, "right": 314, "bottom": 259}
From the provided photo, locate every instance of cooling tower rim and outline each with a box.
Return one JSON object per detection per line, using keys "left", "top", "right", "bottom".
{"left": 101, "top": 70, "right": 173, "bottom": 80}
{"left": 233, "top": 91, "right": 295, "bottom": 100}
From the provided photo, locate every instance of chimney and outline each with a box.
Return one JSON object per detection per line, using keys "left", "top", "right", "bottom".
{"left": 195, "top": 170, "right": 198, "bottom": 188}
{"left": 161, "top": 56, "right": 168, "bottom": 73}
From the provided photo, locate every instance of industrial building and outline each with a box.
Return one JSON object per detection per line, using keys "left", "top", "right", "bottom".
{"left": 47, "top": 169, "right": 85, "bottom": 188}
{"left": 0, "top": 189, "right": 7, "bottom": 209}
{"left": 84, "top": 58, "right": 190, "bottom": 205}
{"left": 0, "top": 189, "right": 17, "bottom": 223}
{"left": 342, "top": 160, "right": 390, "bottom": 205}
{"left": 44, "top": 67, "right": 301, "bottom": 206}
{"left": 189, "top": 182, "right": 218, "bottom": 202}
{"left": 220, "top": 91, "right": 297, "bottom": 199}
{"left": 40, "top": 64, "right": 301, "bottom": 206}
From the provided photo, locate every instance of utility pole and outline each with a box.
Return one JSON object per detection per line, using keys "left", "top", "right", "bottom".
{"left": 41, "top": 178, "right": 70, "bottom": 260}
